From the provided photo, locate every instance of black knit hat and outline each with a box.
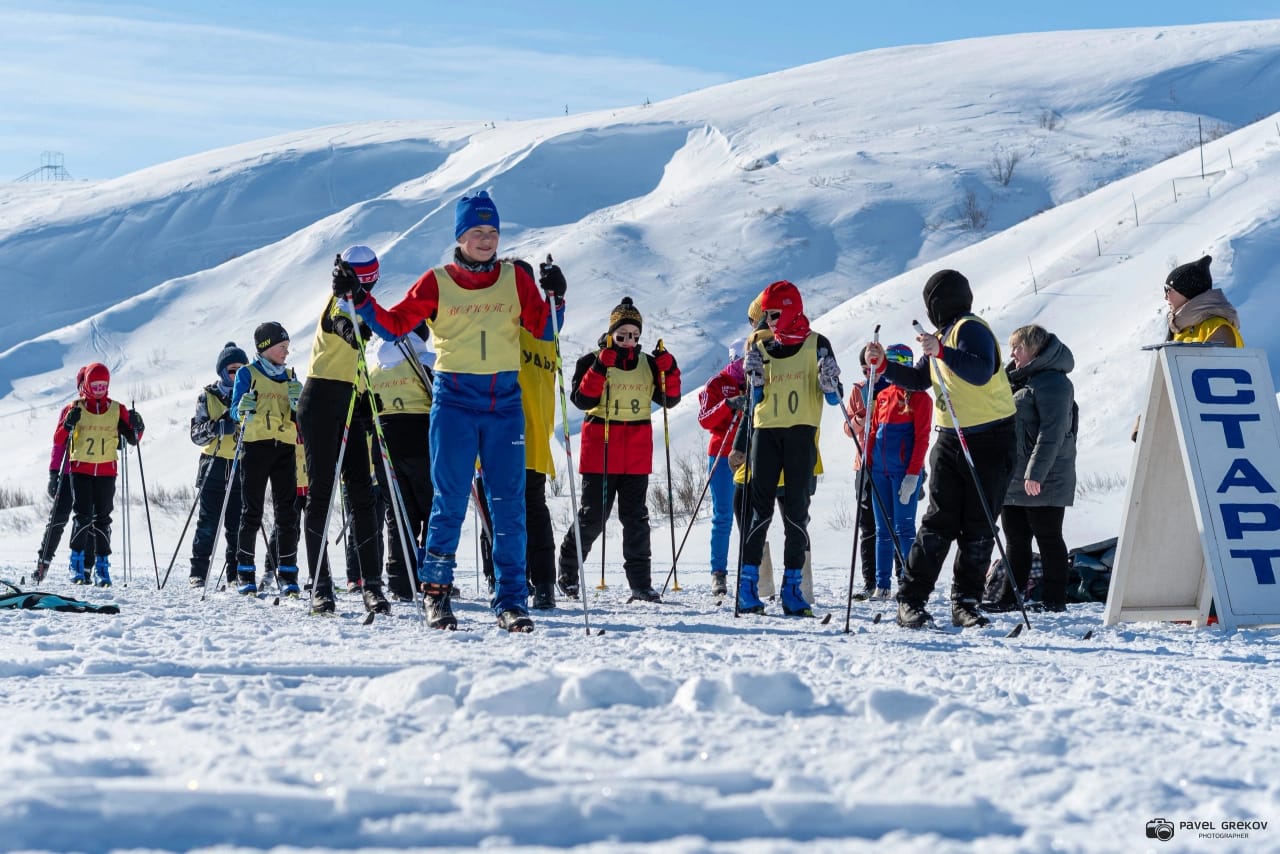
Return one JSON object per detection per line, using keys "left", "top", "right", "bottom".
{"left": 254, "top": 322, "right": 289, "bottom": 353}
{"left": 215, "top": 341, "right": 249, "bottom": 379}
{"left": 1166, "top": 255, "right": 1213, "bottom": 299}
{"left": 922, "top": 269, "right": 973, "bottom": 329}
{"left": 608, "top": 296, "right": 643, "bottom": 335}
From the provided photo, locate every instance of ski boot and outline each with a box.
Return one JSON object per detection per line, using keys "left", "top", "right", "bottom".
{"left": 628, "top": 587, "right": 662, "bottom": 603}
{"left": 235, "top": 565, "right": 257, "bottom": 596}
{"left": 951, "top": 599, "right": 991, "bottom": 628}
{"left": 497, "top": 609, "right": 535, "bottom": 633}
{"left": 422, "top": 583, "right": 457, "bottom": 630}
{"left": 69, "top": 550, "right": 88, "bottom": 585}
{"left": 779, "top": 568, "right": 813, "bottom": 617}
{"left": 278, "top": 566, "right": 301, "bottom": 598}
{"left": 34, "top": 559, "right": 51, "bottom": 585}
{"left": 188, "top": 575, "right": 206, "bottom": 588}
{"left": 530, "top": 582, "right": 556, "bottom": 611}
{"left": 736, "top": 565, "right": 765, "bottom": 614}
{"left": 361, "top": 584, "right": 391, "bottom": 615}
{"left": 93, "top": 556, "right": 112, "bottom": 588}
{"left": 310, "top": 589, "right": 336, "bottom": 616}
{"left": 710, "top": 572, "right": 728, "bottom": 597}
{"left": 896, "top": 599, "right": 933, "bottom": 629}
{"left": 556, "top": 565, "right": 580, "bottom": 600}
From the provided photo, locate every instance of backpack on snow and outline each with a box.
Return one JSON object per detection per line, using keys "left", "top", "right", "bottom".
{"left": 0, "top": 579, "right": 120, "bottom": 614}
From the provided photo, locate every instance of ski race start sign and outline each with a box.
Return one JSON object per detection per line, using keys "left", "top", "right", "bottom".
{"left": 1106, "top": 345, "right": 1280, "bottom": 629}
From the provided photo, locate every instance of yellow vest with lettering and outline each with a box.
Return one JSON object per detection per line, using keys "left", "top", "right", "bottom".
{"left": 201, "top": 393, "right": 238, "bottom": 460}
{"left": 521, "top": 328, "right": 557, "bottom": 477}
{"left": 754, "top": 335, "right": 822, "bottom": 429}
{"left": 70, "top": 404, "right": 120, "bottom": 465}
{"left": 369, "top": 357, "right": 433, "bottom": 416}
{"left": 295, "top": 440, "right": 308, "bottom": 489}
{"left": 933, "top": 317, "right": 1016, "bottom": 429}
{"left": 587, "top": 360, "right": 652, "bottom": 423}
{"left": 241, "top": 365, "right": 295, "bottom": 443}
{"left": 308, "top": 297, "right": 369, "bottom": 392}
{"left": 1173, "top": 316, "right": 1243, "bottom": 347}
{"left": 431, "top": 264, "right": 521, "bottom": 374}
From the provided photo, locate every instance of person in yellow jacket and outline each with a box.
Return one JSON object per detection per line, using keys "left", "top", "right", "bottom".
{"left": 867, "top": 269, "right": 1016, "bottom": 630}
{"left": 1163, "top": 255, "right": 1242, "bottom": 346}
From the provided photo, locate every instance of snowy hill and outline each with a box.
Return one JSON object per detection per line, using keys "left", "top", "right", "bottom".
{"left": 3, "top": 25, "right": 1280, "bottom": 851}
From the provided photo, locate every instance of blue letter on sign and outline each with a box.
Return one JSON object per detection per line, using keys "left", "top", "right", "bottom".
{"left": 1229, "top": 549, "right": 1280, "bottom": 584}
{"left": 1217, "top": 459, "right": 1277, "bottom": 494}
{"left": 1221, "top": 504, "right": 1280, "bottom": 540}
{"left": 1192, "top": 368, "right": 1255, "bottom": 405}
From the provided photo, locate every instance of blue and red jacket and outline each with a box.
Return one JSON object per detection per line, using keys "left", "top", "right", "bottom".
{"left": 864, "top": 384, "right": 932, "bottom": 477}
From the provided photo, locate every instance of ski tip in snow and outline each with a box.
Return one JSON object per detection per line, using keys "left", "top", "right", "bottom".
{"left": 1082, "top": 629, "right": 1094, "bottom": 640}
{"left": 361, "top": 612, "right": 375, "bottom": 626}
{"left": 272, "top": 597, "right": 280, "bottom": 606}
{"left": 1006, "top": 623, "right": 1024, "bottom": 638}
{"left": 820, "top": 613, "right": 832, "bottom": 625}
{"left": 872, "top": 612, "right": 883, "bottom": 624}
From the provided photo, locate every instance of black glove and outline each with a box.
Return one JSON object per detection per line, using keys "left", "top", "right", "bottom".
{"left": 538, "top": 260, "right": 567, "bottom": 298}
{"left": 62, "top": 407, "right": 81, "bottom": 431}
{"left": 331, "top": 255, "right": 369, "bottom": 304}
{"left": 726, "top": 394, "right": 750, "bottom": 412}
{"left": 217, "top": 416, "right": 238, "bottom": 436}
{"left": 332, "top": 315, "right": 360, "bottom": 349}
{"left": 47, "top": 470, "right": 60, "bottom": 499}
{"left": 129, "top": 409, "right": 145, "bottom": 438}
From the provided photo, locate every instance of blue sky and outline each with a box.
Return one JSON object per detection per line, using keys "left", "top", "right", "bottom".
{"left": 2, "top": 0, "right": 1275, "bottom": 180}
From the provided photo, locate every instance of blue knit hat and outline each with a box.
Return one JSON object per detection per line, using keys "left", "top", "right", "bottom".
{"left": 455, "top": 190, "right": 500, "bottom": 239}
{"left": 216, "top": 341, "right": 249, "bottom": 379}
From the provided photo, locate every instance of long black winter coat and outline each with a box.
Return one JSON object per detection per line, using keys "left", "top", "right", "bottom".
{"left": 1003, "top": 334, "right": 1077, "bottom": 508}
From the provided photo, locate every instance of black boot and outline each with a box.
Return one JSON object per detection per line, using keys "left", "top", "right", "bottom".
{"left": 497, "top": 609, "right": 534, "bottom": 632}
{"left": 310, "top": 588, "right": 336, "bottom": 616}
{"left": 951, "top": 599, "right": 991, "bottom": 628}
{"left": 362, "top": 584, "right": 391, "bottom": 615}
{"left": 556, "top": 563, "right": 580, "bottom": 600}
{"left": 423, "top": 584, "right": 457, "bottom": 630}
{"left": 531, "top": 582, "right": 556, "bottom": 611}
{"left": 896, "top": 599, "right": 933, "bottom": 629}
{"left": 628, "top": 587, "right": 662, "bottom": 603}
{"left": 34, "top": 559, "right": 51, "bottom": 585}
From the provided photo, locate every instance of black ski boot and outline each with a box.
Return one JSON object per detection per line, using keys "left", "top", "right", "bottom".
{"left": 951, "top": 599, "right": 991, "bottom": 628}
{"left": 710, "top": 572, "right": 727, "bottom": 597}
{"left": 531, "top": 582, "right": 556, "bottom": 611}
{"left": 497, "top": 609, "right": 535, "bottom": 633}
{"left": 628, "top": 587, "right": 662, "bottom": 603}
{"left": 33, "top": 559, "right": 50, "bottom": 585}
{"left": 896, "top": 599, "right": 933, "bottom": 629}
{"left": 310, "top": 588, "right": 336, "bottom": 616}
{"left": 557, "top": 568, "right": 580, "bottom": 600}
{"left": 362, "top": 584, "right": 391, "bottom": 615}
{"left": 423, "top": 584, "right": 457, "bottom": 630}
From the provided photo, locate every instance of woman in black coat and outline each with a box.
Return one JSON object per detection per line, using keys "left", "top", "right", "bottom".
{"left": 997, "top": 325, "right": 1077, "bottom": 611}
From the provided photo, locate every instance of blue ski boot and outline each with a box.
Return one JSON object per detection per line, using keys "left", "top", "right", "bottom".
{"left": 236, "top": 565, "right": 257, "bottom": 596}
{"left": 69, "top": 550, "right": 87, "bottom": 585}
{"left": 93, "top": 555, "right": 112, "bottom": 588}
{"left": 780, "top": 568, "right": 813, "bottom": 616}
{"left": 737, "top": 564, "right": 765, "bottom": 614}
{"left": 278, "top": 565, "right": 300, "bottom": 597}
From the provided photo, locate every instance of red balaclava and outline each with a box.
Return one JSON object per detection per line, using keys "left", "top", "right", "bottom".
{"left": 80, "top": 363, "right": 111, "bottom": 401}
{"left": 759, "top": 280, "right": 811, "bottom": 346}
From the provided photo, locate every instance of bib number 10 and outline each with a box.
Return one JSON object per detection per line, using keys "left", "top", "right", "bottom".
{"left": 772, "top": 390, "right": 800, "bottom": 417}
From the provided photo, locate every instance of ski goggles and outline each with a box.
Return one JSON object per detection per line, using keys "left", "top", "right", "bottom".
{"left": 886, "top": 350, "right": 913, "bottom": 365}
{"left": 87, "top": 381, "right": 109, "bottom": 395}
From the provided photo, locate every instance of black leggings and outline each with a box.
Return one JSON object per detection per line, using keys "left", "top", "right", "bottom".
{"left": 1001, "top": 505, "right": 1068, "bottom": 606}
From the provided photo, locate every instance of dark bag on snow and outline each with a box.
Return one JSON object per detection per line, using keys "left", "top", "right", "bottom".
{"left": 1066, "top": 538, "right": 1117, "bottom": 603}
{"left": 0, "top": 590, "right": 120, "bottom": 614}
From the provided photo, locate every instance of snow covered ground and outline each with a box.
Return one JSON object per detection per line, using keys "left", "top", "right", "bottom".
{"left": 2, "top": 21, "right": 1280, "bottom": 852}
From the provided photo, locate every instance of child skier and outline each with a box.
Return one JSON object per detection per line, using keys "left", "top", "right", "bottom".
{"left": 696, "top": 340, "right": 749, "bottom": 597}
{"left": 738, "top": 281, "right": 840, "bottom": 617}
{"left": 555, "top": 296, "right": 682, "bottom": 602}
{"left": 366, "top": 324, "right": 435, "bottom": 602}
{"left": 229, "top": 322, "right": 302, "bottom": 597}
{"left": 186, "top": 342, "right": 249, "bottom": 587}
{"left": 861, "top": 344, "right": 931, "bottom": 598}
{"left": 297, "top": 244, "right": 387, "bottom": 616}
{"left": 52, "top": 363, "right": 144, "bottom": 586}
{"left": 343, "top": 190, "right": 556, "bottom": 632}
{"left": 37, "top": 367, "right": 94, "bottom": 583}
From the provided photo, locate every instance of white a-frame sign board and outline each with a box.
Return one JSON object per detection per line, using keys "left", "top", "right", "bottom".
{"left": 1105, "top": 346, "right": 1280, "bottom": 629}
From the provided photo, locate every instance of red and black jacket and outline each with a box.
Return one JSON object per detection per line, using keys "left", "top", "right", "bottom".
{"left": 571, "top": 345, "right": 681, "bottom": 475}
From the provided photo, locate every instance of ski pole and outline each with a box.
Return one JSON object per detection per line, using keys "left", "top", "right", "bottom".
{"left": 159, "top": 461, "right": 211, "bottom": 590}
{"left": 129, "top": 401, "right": 162, "bottom": 590}
{"left": 733, "top": 393, "right": 757, "bottom": 618}
{"left": 655, "top": 338, "right": 680, "bottom": 592}
{"left": 660, "top": 407, "right": 743, "bottom": 594}
{"left": 911, "top": 319, "right": 1031, "bottom": 632}
{"left": 544, "top": 257, "right": 595, "bottom": 636}
{"left": 839, "top": 327, "right": 879, "bottom": 632}
{"left": 37, "top": 443, "right": 72, "bottom": 581}
{"left": 598, "top": 364, "right": 611, "bottom": 591}
{"left": 119, "top": 441, "right": 131, "bottom": 587}
{"left": 204, "top": 415, "right": 250, "bottom": 600}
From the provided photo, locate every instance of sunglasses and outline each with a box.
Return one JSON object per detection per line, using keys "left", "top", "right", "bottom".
{"left": 612, "top": 331, "right": 640, "bottom": 343}
{"left": 1163, "top": 285, "right": 1174, "bottom": 295}
{"left": 764, "top": 310, "right": 782, "bottom": 322}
